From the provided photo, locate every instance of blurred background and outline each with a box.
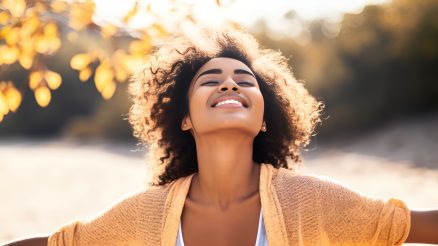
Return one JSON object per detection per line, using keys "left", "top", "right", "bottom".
{"left": 1, "top": 0, "right": 437, "bottom": 244}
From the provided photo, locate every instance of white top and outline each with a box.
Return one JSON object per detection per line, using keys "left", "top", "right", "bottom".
{"left": 176, "top": 210, "right": 268, "bottom": 246}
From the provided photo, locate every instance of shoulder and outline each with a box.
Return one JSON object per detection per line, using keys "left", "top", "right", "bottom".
{"left": 268, "top": 165, "right": 360, "bottom": 200}
{"left": 123, "top": 182, "right": 174, "bottom": 208}
{"left": 270, "top": 165, "right": 339, "bottom": 189}
{"left": 84, "top": 183, "right": 174, "bottom": 219}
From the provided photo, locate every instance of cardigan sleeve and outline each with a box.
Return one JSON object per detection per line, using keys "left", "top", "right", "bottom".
{"left": 317, "top": 177, "right": 411, "bottom": 246}
{"left": 48, "top": 190, "right": 144, "bottom": 246}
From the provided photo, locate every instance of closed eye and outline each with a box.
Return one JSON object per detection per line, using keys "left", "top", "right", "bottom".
{"left": 238, "top": 81, "right": 254, "bottom": 86}
{"left": 201, "top": 81, "right": 254, "bottom": 86}
{"left": 201, "top": 81, "right": 219, "bottom": 86}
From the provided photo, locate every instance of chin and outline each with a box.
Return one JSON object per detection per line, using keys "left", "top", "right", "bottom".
{"left": 202, "top": 125, "right": 259, "bottom": 137}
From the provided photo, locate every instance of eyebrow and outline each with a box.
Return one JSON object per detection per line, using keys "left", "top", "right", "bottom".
{"left": 195, "top": 68, "right": 256, "bottom": 81}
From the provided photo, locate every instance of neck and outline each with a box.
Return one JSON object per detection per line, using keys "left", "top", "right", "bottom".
{"left": 190, "top": 130, "right": 261, "bottom": 210}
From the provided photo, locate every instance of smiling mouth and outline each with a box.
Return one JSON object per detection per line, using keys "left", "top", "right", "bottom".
{"left": 212, "top": 99, "right": 247, "bottom": 108}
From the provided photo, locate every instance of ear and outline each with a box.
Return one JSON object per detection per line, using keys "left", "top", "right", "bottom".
{"left": 181, "top": 116, "right": 193, "bottom": 131}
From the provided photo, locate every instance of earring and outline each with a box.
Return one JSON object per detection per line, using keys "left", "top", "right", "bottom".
{"left": 261, "top": 122, "right": 267, "bottom": 132}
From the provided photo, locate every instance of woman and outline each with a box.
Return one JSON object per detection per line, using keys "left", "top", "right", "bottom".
{"left": 5, "top": 27, "right": 438, "bottom": 246}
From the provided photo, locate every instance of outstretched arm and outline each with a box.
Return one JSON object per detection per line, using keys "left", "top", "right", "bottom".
{"left": 405, "top": 210, "right": 438, "bottom": 244}
{"left": 2, "top": 236, "right": 48, "bottom": 246}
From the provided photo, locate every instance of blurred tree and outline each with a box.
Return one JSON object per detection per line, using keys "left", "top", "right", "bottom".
{"left": 255, "top": 0, "right": 438, "bottom": 137}
{"left": 323, "top": 0, "right": 438, "bottom": 135}
{"left": 0, "top": 0, "right": 226, "bottom": 125}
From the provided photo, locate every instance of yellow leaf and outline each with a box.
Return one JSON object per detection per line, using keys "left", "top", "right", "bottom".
{"left": 123, "top": 2, "right": 138, "bottom": 23}
{"left": 71, "top": 53, "right": 92, "bottom": 70}
{"left": 29, "top": 71, "right": 43, "bottom": 90}
{"left": 94, "top": 62, "right": 114, "bottom": 93}
{"left": 35, "top": 36, "right": 48, "bottom": 53}
{"left": 69, "top": 1, "right": 95, "bottom": 31}
{"left": 0, "top": 113, "right": 3, "bottom": 122}
{"left": 79, "top": 67, "right": 92, "bottom": 82}
{"left": 34, "top": 86, "right": 51, "bottom": 107}
{"left": 50, "top": 1, "right": 69, "bottom": 13}
{"left": 129, "top": 40, "right": 143, "bottom": 55}
{"left": 18, "top": 51, "right": 34, "bottom": 69}
{"left": 21, "top": 16, "right": 40, "bottom": 38}
{"left": 5, "top": 84, "right": 22, "bottom": 112}
{"left": 0, "top": 92, "right": 9, "bottom": 115}
{"left": 44, "top": 22, "right": 58, "bottom": 37}
{"left": 0, "top": 45, "right": 19, "bottom": 64}
{"left": 0, "top": 11, "right": 8, "bottom": 25}
{"left": 128, "top": 37, "right": 151, "bottom": 57}
{"left": 112, "top": 49, "right": 131, "bottom": 80}
{"left": 114, "top": 67, "right": 128, "bottom": 82}
{"left": 0, "top": 25, "right": 11, "bottom": 40}
{"left": 7, "top": 0, "right": 26, "bottom": 18}
{"left": 101, "top": 24, "right": 118, "bottom": 38}
{"left": 35, "top": 34, "right": 60, "bottom": 55}
{"left": 5, "top": 27, "right": 19, "bottom": 45}
{"left": 101, "top": 81, "right": 116, "bottom": 100}
{"left": 20, "top": 37, "right": 35, "bottom": 54}
{"left": 45, "top": 70, "right": 62, "bottom": 90}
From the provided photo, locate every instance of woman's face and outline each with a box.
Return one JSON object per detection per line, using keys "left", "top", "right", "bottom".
{"left": 182, "top": 57, "right": 265, "bottom": 137}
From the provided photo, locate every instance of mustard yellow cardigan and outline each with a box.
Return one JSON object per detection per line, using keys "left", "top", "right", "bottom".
{"left": 48, "top": 164, "right": 410, "bottom": 245}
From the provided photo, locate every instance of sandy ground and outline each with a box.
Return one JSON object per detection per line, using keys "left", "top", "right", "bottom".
{"left": 1, "top": 115, "right": 437, "bottom": 245}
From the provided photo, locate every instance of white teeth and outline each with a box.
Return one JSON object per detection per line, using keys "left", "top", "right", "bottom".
{"left": 214, "top": 99, "right": 243, "bottom": 107}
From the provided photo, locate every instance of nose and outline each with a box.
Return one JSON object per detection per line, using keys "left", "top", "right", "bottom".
{"left": 218, "top": 79, "right": 240, "bottom": 93}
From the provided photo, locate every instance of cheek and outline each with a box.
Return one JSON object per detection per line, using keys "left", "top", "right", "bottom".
{"left": 188, "top": 87, "right": 211, "bottom": 114}
{"left": 251, "top": 90, "right": 265, "bottom": 116}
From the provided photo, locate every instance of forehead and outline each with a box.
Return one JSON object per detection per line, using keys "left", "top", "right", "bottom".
{"left": 195, "top": 57, "right": 252, "bottom": 75}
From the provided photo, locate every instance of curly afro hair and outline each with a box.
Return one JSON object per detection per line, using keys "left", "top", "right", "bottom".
{"left": 128, "top": 27, "right": 323, "bottom": 186}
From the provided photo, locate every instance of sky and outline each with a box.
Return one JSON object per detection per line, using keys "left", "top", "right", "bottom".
{"left": 93, "top": 0, "right": 391, "bottom": 39}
